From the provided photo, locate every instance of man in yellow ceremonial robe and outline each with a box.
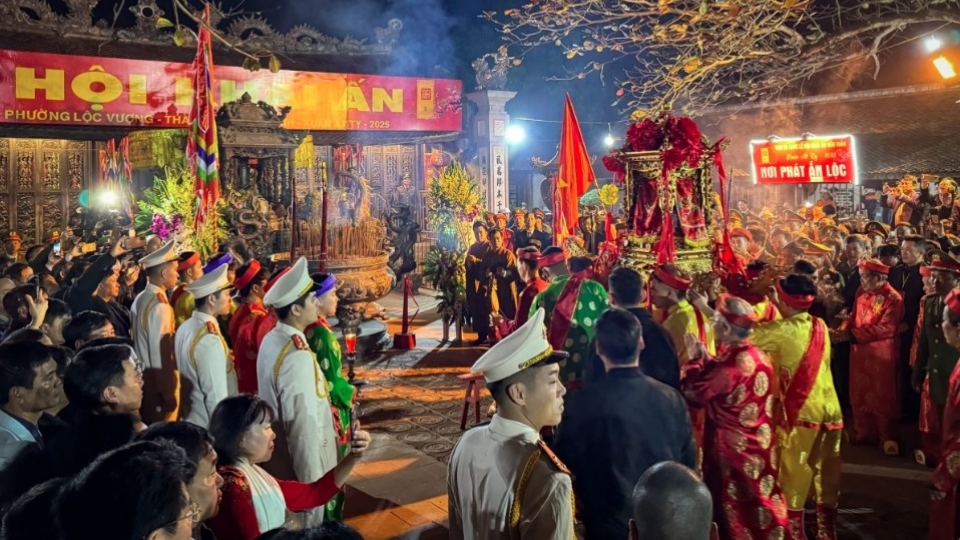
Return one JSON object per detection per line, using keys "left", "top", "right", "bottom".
{"left": 650, "top": 264, "right": 715, "bottom": 365}
{"left": 752, "top": 273, "right": 843, "bottom": 540}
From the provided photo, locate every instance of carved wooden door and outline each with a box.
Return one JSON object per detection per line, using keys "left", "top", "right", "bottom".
{"left": 0, "top": 139, "right": 90, "bottom": 245}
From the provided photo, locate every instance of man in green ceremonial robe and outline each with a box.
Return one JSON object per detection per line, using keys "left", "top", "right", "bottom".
{"left": 530, "top": 246, "right": 608, "bottom": 387}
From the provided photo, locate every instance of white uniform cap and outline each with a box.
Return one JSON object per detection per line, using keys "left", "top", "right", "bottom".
{"left": 184, "top": 264, "right": 232, "bottom": 299}
{"left": 262, "top": 257, "right": 319, "bottom": 308}
{"left": 470, "top": 308, "right": 566, "bottom": 384}
{"left": 140, "top": 240, "right": 177, "bottom": 269}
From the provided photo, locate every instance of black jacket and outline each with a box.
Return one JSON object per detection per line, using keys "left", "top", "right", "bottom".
{"left": 584, "top": 307, "right": 681, "bottom": 389}
{"left": 836, "top": 259, "right": 862, "bottom": 312}
{"left": 890, "top": 263, "right": 924, "bottom": 331}
{"left": 58, "top": 253, "right": 132, "bottom": 337}
{"left": 553, "top": 368, "right": 697, "bottom": 540}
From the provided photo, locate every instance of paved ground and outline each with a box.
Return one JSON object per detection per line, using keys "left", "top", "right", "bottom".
{"left": 342, "top": 290, "right": 936, "bottom": 540}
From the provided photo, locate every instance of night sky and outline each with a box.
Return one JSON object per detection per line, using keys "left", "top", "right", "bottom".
{"left": 79, "top": 0, "right": 623, "bottom": 159}
{"left": 77, "top": 0, "right": 952, "bottom": 163}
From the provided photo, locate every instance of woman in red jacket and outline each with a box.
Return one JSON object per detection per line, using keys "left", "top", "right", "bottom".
{"left": 206, "top": 394, "right": 371, "bottom": 540}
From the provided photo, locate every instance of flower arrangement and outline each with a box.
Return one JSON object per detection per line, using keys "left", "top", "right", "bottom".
{"left": 133, "top": 165, "right": 227, "bottom": 259}
{"left": 422, "top": 162, "right": 485, "bottom": 323}
{"left": 426, "top": 162, "right": 484, "bottom": 250}
{"left": 149, "top": 212, "right": 184, "bottom": 241}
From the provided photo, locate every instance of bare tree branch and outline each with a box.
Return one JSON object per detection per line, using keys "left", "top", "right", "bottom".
{"left": 485, "top": 0, "right": 960, "bottom": 114}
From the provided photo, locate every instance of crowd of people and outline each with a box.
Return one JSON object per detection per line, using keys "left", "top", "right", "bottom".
{"left": 0, "top": 228, "right": 372, "bottom": 540}
{"left": 4, "top": 171, "right": 960, "bottom": 540}
{"left": 449, "top": 174, "right": 960, "bottom": 540}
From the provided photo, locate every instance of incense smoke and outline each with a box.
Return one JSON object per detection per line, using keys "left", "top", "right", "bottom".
{"left": 278, "top": 0, "right": 456, "bottom": 77}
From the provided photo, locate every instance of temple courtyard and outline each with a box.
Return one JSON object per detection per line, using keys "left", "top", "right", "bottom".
{"left": 342, "top": 291, "right": 932, "bottom": 540}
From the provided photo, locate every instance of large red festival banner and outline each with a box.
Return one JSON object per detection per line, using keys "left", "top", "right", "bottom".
{"left": 0, "top": 50, "right": 462, "bottom": 131}
{"left": 750, "top": 135, "right": 858, "bottom": 185}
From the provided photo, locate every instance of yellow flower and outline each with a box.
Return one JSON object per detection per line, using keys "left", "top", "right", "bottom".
{"left": 599, "top": 184, "right": 620, "bottom": 206}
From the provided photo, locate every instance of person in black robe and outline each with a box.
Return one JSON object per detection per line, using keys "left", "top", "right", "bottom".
{"left": 584, "top": 266, "right": 680, "bottom": 389}
{"left": 478, "top": 228, "right": 519, "bottom": 321}
{"left": 833, "top": 234, "right": 870, "bottom": 410}
{"left": 465, "top": 223, "right": 491, "bottom": 343}
{"left": 554, "top": 308, "right": 696, "bottom": 540}
{"left": 890, "top": 234, "right": 928, "bottom": 421}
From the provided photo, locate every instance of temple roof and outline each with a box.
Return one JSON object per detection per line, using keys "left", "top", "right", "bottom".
{"left": 0, "top": 0, "right": 402, "bottom": 74}
{"left": 696, "top": 84, "right": 960, "bottom": 182}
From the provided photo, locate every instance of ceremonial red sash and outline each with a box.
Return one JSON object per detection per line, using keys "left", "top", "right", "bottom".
{"left": 693, "top": 305, "right": 707, "bottom": 344}
{"left": 548, "top": 275, "right": 584, "bottom": 350}
{"left": 780, "top": 317, "right": 826, "bottom": 430}
{"left": 762, "top": 302, "right": 777, "bottom": 322}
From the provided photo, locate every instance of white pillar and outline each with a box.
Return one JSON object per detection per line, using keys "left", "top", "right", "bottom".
{"left": 467, "top": 90, "right": 517, "bottom": 213}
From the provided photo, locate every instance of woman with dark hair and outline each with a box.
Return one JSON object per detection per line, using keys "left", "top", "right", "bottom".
{"left": 207, "top": 394, "right": 371, "bottom": 540}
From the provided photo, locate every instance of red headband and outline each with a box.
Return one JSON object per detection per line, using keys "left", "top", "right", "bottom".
{"left": 265, "top": 267, "right": 291, "bottom": 293}
{"left": 517, "top": 249, "right": 542, "bottom": 262}
{"left": 775, "top": 281, "right": 815, "bottom": 310}
{"left": 947, "top": 289, "right": 960, "bottom": 318}
{"left": 653, "top": 266, "right": 691, "bottom": 291}
{"left": 859, "top": 259, "right": 890, "bottom": 275}
{"left": 233, "top": 260, "right": 262, "bottom": 291}
{"left": 539, "top": 250, "right": 567, "bottom": 267}
{"left": 177, "top": 252, "right": 200, "bottom": 272}
{"left": 717, "top": 295, "right": 760, "bottom": 329}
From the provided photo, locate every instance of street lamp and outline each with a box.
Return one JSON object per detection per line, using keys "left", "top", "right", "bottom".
{"left": 506, "top": 125, "right": 526, "bottom": 144}
{"left": 604, "top": 134, "right": 616, "bottom": 147}
{"left": 934, "top": 56, "right": 957, "bottom": 79}
{"left": 926, "top": 36, "right": 943, "bottom": 53}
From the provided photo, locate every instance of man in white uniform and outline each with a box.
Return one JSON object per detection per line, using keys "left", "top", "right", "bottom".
{"left": 448, "top": 308, "right": 574, "bottom": 540}
{"left": 131, "top": 240, "right": 179, "bottom": 424}
{"left": 175, "top": 264, "right": 238, "bottom": 427}
{"left": 257, "top": 256, "right": 340, "bottom": 491}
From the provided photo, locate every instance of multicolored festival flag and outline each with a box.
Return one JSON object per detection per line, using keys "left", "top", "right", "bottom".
{"left": 186, "top": 4, "right": 220, "bottom": 231}
{"left": 98, "top": 138, "right": 135, "bottom": 219}
{"left": 553, "top": 94, "right": 595, "bottom": 246}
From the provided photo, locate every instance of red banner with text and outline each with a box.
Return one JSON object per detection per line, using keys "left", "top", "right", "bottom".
{"left": 750, "top": 135, "right": 857, "bottom": 184}
{"left": 0, "top": 50, "right": 462, "bottom": 132}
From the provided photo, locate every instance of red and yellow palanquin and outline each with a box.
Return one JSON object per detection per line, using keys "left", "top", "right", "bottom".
{"left": 603, "top": 113, "right": 725, "bottom": 277}
{"left": 849, "top": 260, "right": 904, "bottom": 447}
{"left": 683, "top": 335, "right": 788, "bottom": 540}
{"left": 930, "top": 291, "right": 960, "bottom": 540}
{"left": 752, "top": 289, "right": 843, "bottom": 540}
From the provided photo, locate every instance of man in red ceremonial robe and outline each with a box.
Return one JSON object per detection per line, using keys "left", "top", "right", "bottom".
{"left": 682, "top": 295, "right": 788, "bottom": 540}
{"left": 929, "top": 289, "right": 960, "bottom": 540}
{"left": 848, "top": 258, "right": 905, "bottom": 455}
{"left": 493, "top": 247, "right": 548, "bottom": 339}
{"left": 228, "top": 260, "right": 270, "bottom": 394}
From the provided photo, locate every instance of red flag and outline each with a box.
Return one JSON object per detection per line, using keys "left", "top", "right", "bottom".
{"left": 186, "top": 4, "right": 220, "bottom": 232}
{"left": 554, "top": 94, "right": 595, "bottom": 246}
